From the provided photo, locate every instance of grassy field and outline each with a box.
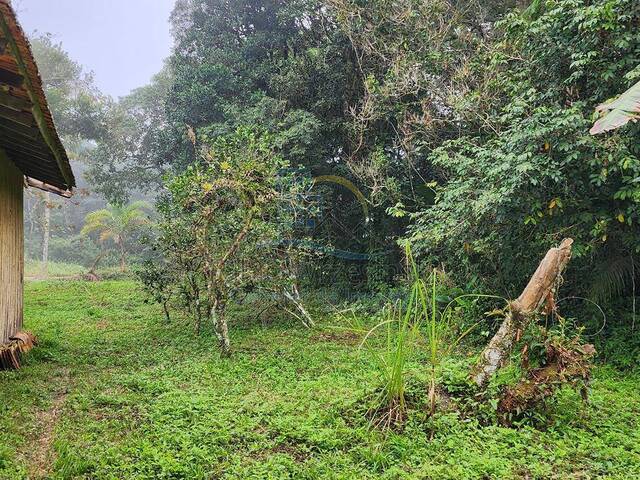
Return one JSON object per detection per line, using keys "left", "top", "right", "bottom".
{"left": 24, "top": 261, "right": 131, "bottom": 281}
{"left": 1, "top": 281, "right": 639, "bottom": 479}
{"left": 24, "top": 261, "right": 87, "bottom": 280}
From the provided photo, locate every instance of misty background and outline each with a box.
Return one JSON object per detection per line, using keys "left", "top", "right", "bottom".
{"left": 18, "top": 0, "right": 175, "bottom": 278}
{"left": 14, "top": 0, "right": 174, "bottom": 97}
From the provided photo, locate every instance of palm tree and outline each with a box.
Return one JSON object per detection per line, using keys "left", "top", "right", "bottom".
{"left": 81, "top": 201, "right": 151, "bottom": 272}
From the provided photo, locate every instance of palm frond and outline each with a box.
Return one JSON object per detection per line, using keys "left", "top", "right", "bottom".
{"left": 126, "top": 200, "right": 152, "bottom": 212}
{"left": 80, "top": 210, "right": 114, "bottom": 236}
{"left": 99, "top": 230, "right": 117, "bottom": 243}
{"left": 590, "top": 254, "right": 637, "bottom": 302}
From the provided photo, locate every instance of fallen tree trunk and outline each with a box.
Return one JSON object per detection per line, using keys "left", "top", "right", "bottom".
{"left": 472, "top": 238, "right": 574, "bottom": 388}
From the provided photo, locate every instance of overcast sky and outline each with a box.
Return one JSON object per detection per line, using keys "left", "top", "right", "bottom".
{"left": 13, "top": 0, "right": 175, "bottom": 98}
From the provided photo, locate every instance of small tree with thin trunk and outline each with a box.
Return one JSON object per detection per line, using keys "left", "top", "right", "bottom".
{"left": 150, "top": 127, "right": 307, "bottom": 356}
{"left": 41, "top": 192, "right": 52, "bottom": 278}
{"left": 81, "top": 202, "right": 151, "bottom": 272}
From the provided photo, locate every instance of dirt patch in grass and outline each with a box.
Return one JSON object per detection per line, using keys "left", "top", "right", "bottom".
{"left": 95, "top": 320, "right": 110, "bottom": 330}
{"left": 270, "top": 442, "right": 309, "bottom": 462}
{"left": 26, "top": 368, "right": 71, "bottom": 479}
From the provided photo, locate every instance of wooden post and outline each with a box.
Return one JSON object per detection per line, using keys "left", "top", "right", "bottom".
{"left": 0, "top": 150, "right": 24, "bottom": 346}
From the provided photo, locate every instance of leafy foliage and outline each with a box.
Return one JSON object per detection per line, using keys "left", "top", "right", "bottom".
{"left": 406, "top": 0, "right": 640, "bottom": 299}
{"left": 81, "top": 202, "right": 152, "bottom": 272}
{"left": 87, "top": 68, "right": 174, "bottom": 203}
{"left": 26, "top": 34, "right": 115, "bottom": 271}
{"left": 31, "top": 33, "right": 106, "bottom": 141}
{"left": 167, "top": 0, "right": 358, "bottom": 172}
{"left": 145, "top": 128, "right": 309, "bottom": 354}
{"left": 591, "top": 80, "right": 640, "bottom": 134}
{"left": 74, "top": 0, "right": 640, "bottom": 307}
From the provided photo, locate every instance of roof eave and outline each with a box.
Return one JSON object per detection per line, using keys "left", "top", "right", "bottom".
{"left": 0, "top": 0, "right": 76, "bottom": 192}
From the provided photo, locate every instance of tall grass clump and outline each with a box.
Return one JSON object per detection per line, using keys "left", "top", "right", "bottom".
{"left": 360, "top": 284, "right": 422, "bottom": 429}
{"left": 361, "top": 244, "right": 503, "bottom": 428}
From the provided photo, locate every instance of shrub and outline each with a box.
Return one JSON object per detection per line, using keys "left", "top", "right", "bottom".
{"left": 406, "top": 0, "right": 640, "bottom": 305}
{"left": 142, "top": 127, "right": 311, "bottom": 355}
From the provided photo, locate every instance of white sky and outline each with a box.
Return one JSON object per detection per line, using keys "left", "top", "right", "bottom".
{"left": 13, "top": 0, "right": 175, "bottom": 98}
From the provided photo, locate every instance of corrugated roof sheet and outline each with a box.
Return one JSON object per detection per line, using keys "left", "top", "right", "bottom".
{"left": 0, "top": 0, "right": 75, "bottom": 196}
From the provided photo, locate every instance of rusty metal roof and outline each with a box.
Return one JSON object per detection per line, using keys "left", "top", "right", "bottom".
{"left": 0, "top": 0, "right": 75, "bottom": 196}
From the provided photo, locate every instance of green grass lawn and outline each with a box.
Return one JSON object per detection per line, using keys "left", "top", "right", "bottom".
{"left": 1, "top": 281, "right": 639, "bottom": 479}
{"left": 24, "top": 261, "right": 87, "bottom": 280}
{"left": 24, "top": 260, "right": 132, "bottom": 281}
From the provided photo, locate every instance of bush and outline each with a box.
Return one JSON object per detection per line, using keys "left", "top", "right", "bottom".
{"left": 406, "top": 0, "right": 640, "bottom": 305}
{"left": 141, "top": 127, "right": 311, "bottom": 355}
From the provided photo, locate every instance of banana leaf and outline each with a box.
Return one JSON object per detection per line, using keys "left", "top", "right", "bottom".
{"left": 590, "top": 80, "right": 640, "bottom": 135}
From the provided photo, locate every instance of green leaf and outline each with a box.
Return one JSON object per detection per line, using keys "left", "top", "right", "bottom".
{"left": 590, "top": 80, "right": 640, "bottom": 135}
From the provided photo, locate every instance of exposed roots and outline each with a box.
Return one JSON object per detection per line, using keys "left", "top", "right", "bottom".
{"left": 498, "top": 338, "right": 596, "bottom": 424}
{"left": 367, "top": 396, "right": 407, "bottom": 431}
{"left": 365, "top": 382, "right": 455, "bottom": 432}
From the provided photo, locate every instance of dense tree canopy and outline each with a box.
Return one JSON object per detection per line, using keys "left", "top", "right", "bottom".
{"left": 83, "top": 0, "right": 639, "bottom": 306}
{"left": 168, "top": 0, "right": 358, "bottom": 172}
{"left": 407, "top": 0, "right": 640, "bottom": 300}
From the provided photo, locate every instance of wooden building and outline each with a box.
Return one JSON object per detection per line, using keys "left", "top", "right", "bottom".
{"left": 0, "top": 0, "right": 75, "bottom": 368}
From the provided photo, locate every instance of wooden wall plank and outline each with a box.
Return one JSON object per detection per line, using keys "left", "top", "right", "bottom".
{"left": 0, "top": 149, "right": 23, "bottom": 345}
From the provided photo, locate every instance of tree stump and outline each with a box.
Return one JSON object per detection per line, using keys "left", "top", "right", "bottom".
{"left": 472, "top": 238, "right": 574, "bottom": 388}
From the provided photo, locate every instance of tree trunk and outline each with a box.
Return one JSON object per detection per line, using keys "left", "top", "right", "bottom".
{"left": 162, "top": 301, "right": 171, "bottom": 323}
{"left": 83, "top": 251, "right": 105, "bottom": 282}
{"left": 27, "top": 192, "right": 36, "bottom": 236}
{"left": 217, "top": 307, "right": 231, "bottom": 357}
{"left": 41, "top": 192, "right": 51, "bottom": 278}
{"left": 207, "top": 268, "right": 231, "bottom": 357}
{"left": 283, "top": 283, "right": 314, "bottom": 328}
{"left": 210, "top": 297, "right": 231, "bottom": 357}
{"left": 89, "top": 251, "right": 106, "bottom": 275}
{"left": 195, "top": 299, "right": 202, "bottom": 334}
{"left": 472, "top": 238, "right": 574, "bottom": 388}
{"left": 119, "top": 238, "right": 126, "bottom": 273}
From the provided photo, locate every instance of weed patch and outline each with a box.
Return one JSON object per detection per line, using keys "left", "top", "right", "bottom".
{"left": 0, "top": 281, "right": 639, "bottom": 478}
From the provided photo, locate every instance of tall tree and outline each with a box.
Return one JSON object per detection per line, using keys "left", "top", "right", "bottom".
{"left": 160, "top": 0, "right": 391, "bottom": 287}
{"left": 31, "top": 34, "right": 106, "bottom": 141}
{"left": 148, "top": 128, "right": 309, "bottom": 355}
{"left": 167, "top": 0, "right": 359, "bottom": 172}
{"left": 87, "top": 67, "right": 174, "bottom": 203}
{"left": 405, "top": 0, "right": 640, "bottom": 299}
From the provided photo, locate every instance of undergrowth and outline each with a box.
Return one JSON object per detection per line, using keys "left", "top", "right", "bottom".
{"left": 0, "top": 281, "right": 639, "bottom": 479}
